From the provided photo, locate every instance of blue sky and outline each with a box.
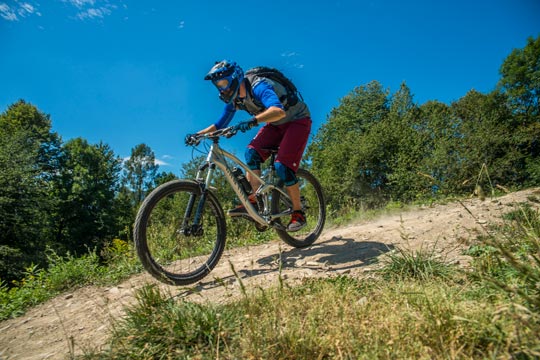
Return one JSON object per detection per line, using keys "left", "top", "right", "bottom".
{"left": 1, "top": 0, "right": 539, "bottom": 174}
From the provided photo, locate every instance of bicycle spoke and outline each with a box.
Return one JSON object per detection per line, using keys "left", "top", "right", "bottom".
{"left": 134, "top": 181, "right": 226, "bottom": 285}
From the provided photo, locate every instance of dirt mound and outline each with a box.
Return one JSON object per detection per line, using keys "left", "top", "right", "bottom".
{"left": 1, "top": 188, "right": 538, "bottom": 359}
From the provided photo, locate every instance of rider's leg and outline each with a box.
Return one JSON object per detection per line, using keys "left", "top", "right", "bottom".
{"left": 275, "top": 161, "right": 301, "bottom": 210}
{"left": 246, "top": 169, "right": 261, "bottom": 194}
{"left": 245, "top": 147, "right": 263, "bottom": 194}
{"left": 275, "top": 118, "right": 312, "bottom": 231}
{"left": 286, "top": 182, "right": 302, "bottom": 211}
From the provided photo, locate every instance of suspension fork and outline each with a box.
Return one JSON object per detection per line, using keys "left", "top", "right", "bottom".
{"left": 182, "top": 161, "right": 215, "bottom": 236}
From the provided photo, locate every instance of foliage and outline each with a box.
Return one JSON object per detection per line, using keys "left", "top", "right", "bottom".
{"left": 0, "top": 244, "right": 140, "bottom": 320}
{"left": 468, "top": 203, "right": 540, "bottom": 311}
{"left": 122, "top": 143, "right": 158, "bottom": 205}
{"left": 0, "top": 249, "right": 103, "bottom": 320}
{"left": 306, "top": 36, "right": 540, "bottom": 212}
{"left": 0, "top": 100, "right": 61, "bottom": 282}
{"left": 52, "top": 138, "right": 123, "bottom": 255}
{"left": 306, "top": 81, "right": 390, "bottom": 209}
{"left": 498, "top": 36, "right": 540, "bottom": 120}
{"left": 379, "top": 245, "right": 455, "bottom": 281}
{"left": 102, "top": 284, "right": 238, "bottom": 358}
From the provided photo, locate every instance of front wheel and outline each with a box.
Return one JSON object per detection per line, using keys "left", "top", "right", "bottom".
{"left": 271, "top": 168, "right": 326, "bottom": 248}
{"left": 133, "top": 180, "right": 227, "bottom": 286}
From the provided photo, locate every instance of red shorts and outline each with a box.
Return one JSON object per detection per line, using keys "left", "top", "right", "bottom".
{"left": 248, "top": 117, "right": 312, "bottom": 172}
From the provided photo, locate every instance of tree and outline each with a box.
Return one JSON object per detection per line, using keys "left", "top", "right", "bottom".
{"left": 306, "top": 81, "right": 390, "bottom": 209}
{"left": 498, "top": 35, "right": 540, "bottom": 185}
{"left": 52, "top": 138, "right": 122, "bottom": 254}
{"left": 123, "top": 144, "right": 159, "bottom": 205}
{"left": 384, "top": 83, "right": 430, "bottom": 201}
{"left": 498, "top": 36, "right": 540, "bottom": 121}
{"left": 451, "top": 90, "right": 523, "bottom": 190}
{"left": 413, "top": 100, "right": 465, "bottom": 195}
{"left": 155, "top": 171, "right": 178, "bottom": 187}
{"left": 0, "top": 101, "right": 61, "bottom": 282}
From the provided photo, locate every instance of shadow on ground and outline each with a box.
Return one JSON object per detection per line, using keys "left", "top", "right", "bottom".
{"left": 182, "top": 237, "right": 393, "bottom": 296}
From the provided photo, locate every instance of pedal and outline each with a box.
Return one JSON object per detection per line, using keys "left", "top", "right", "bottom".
{"left": 271, "top": 222, "right": 286, "bottom": 231}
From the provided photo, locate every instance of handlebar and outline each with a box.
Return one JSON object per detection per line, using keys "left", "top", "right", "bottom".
{"left": 185, "top": 125, "right": 239, "bottom": 146}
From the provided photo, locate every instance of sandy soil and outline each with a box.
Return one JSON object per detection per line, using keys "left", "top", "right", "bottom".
{"left": 1, "top": 188, "right": 539, "bottom": 359}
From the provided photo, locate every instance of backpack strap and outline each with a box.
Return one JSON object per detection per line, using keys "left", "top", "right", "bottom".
{"left": 244, "top": 71, "right": 297, "bottom": 110}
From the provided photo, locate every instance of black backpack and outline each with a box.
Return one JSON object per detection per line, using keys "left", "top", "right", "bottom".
{"left": 244, "top": 67, "right": 303, "bottom": 110}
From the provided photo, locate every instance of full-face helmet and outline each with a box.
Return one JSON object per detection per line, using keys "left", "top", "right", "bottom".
{"left": 204, "top": 60, "right": 244, "bottom": 103}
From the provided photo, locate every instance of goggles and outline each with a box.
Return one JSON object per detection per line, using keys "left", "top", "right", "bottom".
{"left": 212, "top": 75, "right": 233, "bottom": 91}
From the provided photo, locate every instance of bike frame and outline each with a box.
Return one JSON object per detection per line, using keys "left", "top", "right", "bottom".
{"left": 194, "top": 136, "right": 291, "bottom": 228}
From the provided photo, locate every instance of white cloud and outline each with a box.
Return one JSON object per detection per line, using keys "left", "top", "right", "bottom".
{"left": 62, "top": 0, "right": 96, "bottom": 9}
{"left": 0, "top": 0, "right": 119, "bottom": 22}
{"left": 122, "top": 156, "right": 171, "bottom": 167}
{"left": 155, "top": 159, "right": 171, "bottom": 166}
{"left": 19, "top": 3, "right": 40, "bottom": 16}
{"left": 280, "top": 51, "right": 304, "bottom": 69}
{"left": 281, "top": 51, "right": 299, "bottom": 57}
{"left": 60, "top": 0, "right": 117, "bottom": 21}
{"left": 0, "top": 3, "right": 17, "bottom": 21}
{"left": 178, "top": 20, "right": 185, "bottom": 29}
{"left": 76, "top": 6, "right": 113, "bottom": 20}
{"left": 0, "top": 2, "right": 40, "bottom": 21}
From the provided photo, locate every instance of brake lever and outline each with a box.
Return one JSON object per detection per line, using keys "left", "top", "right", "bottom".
{"left": 187, "top": 135, "right": 201, "bottom": 146}
{"left": 224, "top": 128, "right": 238, "bottom": 138}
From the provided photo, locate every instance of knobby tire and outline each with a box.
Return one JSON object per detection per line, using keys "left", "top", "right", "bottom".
{"left": 272, "top": 168, "right": 326, "bottom": 248}
{"left": 133, "top": 180, "right": 226, "bottom": 285}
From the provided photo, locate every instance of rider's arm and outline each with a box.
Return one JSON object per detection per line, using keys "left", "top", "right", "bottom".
{"left": 251, "top": 81, "right": 286, "bottom": 124}
{"left": 197, "top": 124, "right": 217, "bottom": 134}
{"left": 198, "top": 103, "right": 236, "bottom": 134}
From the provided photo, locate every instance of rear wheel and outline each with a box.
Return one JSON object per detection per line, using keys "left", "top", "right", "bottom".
{"left": 271, "top": 169, "right": 326, "bottom": 248}
{"left": 133, "top": 180, "right": 226, "bottom": 285}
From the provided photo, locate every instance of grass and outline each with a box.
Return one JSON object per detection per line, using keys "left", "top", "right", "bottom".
{"left": 379, "top": 244, "right": 456, "bottom": 282}
{"left": 0, "top": 218, "right": 275, "bottom": 321}
{"left": 81, "top": 277, "right": 539, "bottom": 359}
{"left": 0, "top": 189, "right": 453, "bottom": 321}
{"left": 78, "top": 199, "right": 540, "bottom": 359}
{"left": 0, "top": 242, "right": 143, "bottom": 320}
{"left": 3, "top": 190, "right": 540, "bottom": 359}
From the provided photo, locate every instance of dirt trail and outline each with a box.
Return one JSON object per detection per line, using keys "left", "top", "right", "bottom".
{"left": 1, "top": 188, "right": 539, "bottom": 359}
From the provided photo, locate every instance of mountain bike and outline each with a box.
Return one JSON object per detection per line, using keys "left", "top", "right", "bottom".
{"left": 133, "top": 125, "right": 326, "bottom": 286}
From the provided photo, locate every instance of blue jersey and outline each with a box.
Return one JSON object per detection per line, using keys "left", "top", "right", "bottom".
{"left": 213, "top": 80, "right": 285, "bottom": 129}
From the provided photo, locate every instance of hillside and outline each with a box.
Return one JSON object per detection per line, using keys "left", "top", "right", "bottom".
{"left": 1, "top": 188, "right": 539, "bottom": 359}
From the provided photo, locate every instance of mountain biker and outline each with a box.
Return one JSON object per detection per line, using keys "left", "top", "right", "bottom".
{"left": 188, "top": 60, "right": 312, "bottom": 232}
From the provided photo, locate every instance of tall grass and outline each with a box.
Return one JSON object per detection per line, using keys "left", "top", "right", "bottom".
{"left": 468, "top": 203, "right": 540, "bottom": 312}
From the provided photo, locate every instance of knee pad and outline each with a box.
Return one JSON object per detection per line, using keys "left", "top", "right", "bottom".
{"left": 245, "top": 148, "right": 262, "bottom": 170}
{"left": 275, "top": 162, "right": 298, "bottom": 186}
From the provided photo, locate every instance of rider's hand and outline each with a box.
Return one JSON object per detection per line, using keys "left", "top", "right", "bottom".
{"left": 237, "top": 118, "right": 258, "bottom": 133}
{"left": 184, "top": 133, "right": 198, "bottom": 146}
